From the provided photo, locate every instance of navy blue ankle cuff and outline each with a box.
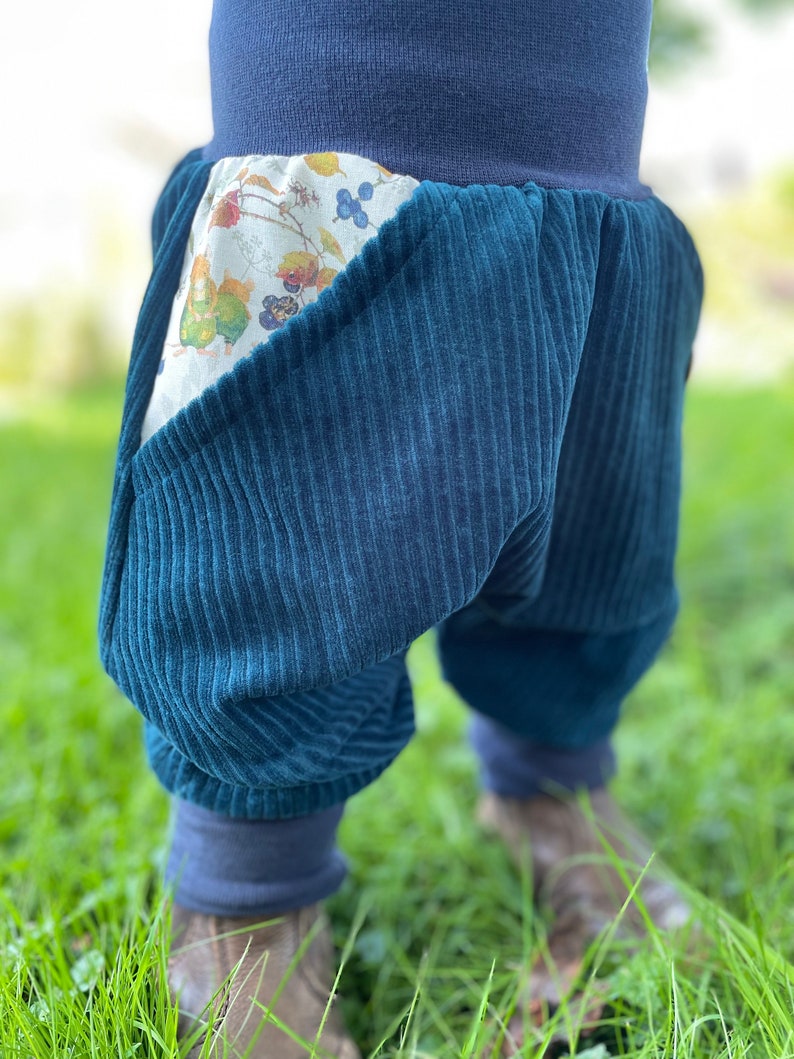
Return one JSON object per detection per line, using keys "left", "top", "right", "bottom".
{"left": 470, "top": 713, "right": 616, "bottom": 798}
{"left": 166, "top": 799, "right": 347, "bottom": 916}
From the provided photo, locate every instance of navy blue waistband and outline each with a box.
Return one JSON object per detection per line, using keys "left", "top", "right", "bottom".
{"left": 203, "top": 0, "right": 653, "bottom": 200}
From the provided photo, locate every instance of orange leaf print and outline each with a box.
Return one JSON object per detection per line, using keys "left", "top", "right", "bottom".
{"left": 316, "top": 267, "right": 339, "bottom": 293}
{"left": 318, "top": 227, "right": 347, "bottom": 265}
{"left": 276, "top": 251, "right": 320, "bottom": 288}
{"left": 244, "top": 172, "right": 284, "bottom": 196}
{"left": 235, "top": 166, "right": 250, "bottom": 182}
{"left": 304, "top": 152, "right": 347, "bottom": 178}
{"left": 208, "top": 191, "right": 241, "bottom": 230}
{"left": 375, "top": 163, "right": 393, "bottom": 177}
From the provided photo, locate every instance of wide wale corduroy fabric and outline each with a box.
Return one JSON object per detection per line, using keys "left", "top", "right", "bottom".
{"left": 99, "top": 151, "right": 703, "bottom": 818}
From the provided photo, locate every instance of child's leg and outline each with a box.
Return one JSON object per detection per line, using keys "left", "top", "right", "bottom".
{"left": 439, "top": 186, "right": 702, "bottom": 799}
{"left": 165, "top": 801, "right": 358, "bottom": 1058}
{"left": 435, "top": 190, "right": 702, "bottom": 1040}
{"left": 438, "top": 614, "right": 691, "bottom": 920}
{"left": 442, "top": 614, "right": 676, "bottom": 789}
{"left": 153, "top": 656, "right": 414, "bottom": 1058}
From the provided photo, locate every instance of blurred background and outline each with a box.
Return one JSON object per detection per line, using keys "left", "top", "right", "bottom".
{"left": 0, "top": 0, "right": 792, "bottom": 399}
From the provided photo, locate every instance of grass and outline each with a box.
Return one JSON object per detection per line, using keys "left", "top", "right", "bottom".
{"left": 1, "top": 380, "right": 794, "bottom": 1057}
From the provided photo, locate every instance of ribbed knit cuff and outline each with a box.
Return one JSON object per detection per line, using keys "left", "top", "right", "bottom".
{"left": 470, "top": 713, "right": 616, "bottom": 798}
{"left": 166, "top": 799, "right": 347, "bottom": 916}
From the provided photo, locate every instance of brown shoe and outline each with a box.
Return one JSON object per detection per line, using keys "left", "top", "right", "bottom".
{"left": 168, "top": 902, "right": 362, "bottom": 1058}
{"left": 479, "top": 787, "right": 690, "bottom": 935}
{"left": 478, "top": 788, "right": 691, "bottom": 1055}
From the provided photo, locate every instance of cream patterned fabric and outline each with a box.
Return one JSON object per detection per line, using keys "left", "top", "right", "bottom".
{"left": 141, "top": 152, "right": 420, "bottom": 443}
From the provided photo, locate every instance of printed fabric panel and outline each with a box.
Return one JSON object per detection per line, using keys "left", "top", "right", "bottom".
{"left": 141, "top": 152, "right": 420, "bottom": 443}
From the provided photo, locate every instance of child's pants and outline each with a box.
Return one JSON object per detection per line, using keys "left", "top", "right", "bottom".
{"left": 99, "top": 151, "right": 703, "bottom": 821}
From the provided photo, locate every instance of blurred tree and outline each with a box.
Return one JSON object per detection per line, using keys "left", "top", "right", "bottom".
{"left": 650, "top": 0, "right": 794, "bottom": 74}
{"left": 736, "top": 0, "right": 794, "bottom": 9}
{"left": 650, "top": 1, "right": 710, "bottom": 74}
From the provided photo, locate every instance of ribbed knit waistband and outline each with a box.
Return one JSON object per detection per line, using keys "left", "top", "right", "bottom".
{"left": 203, "top": 0, "right": 653, "bottom": 199}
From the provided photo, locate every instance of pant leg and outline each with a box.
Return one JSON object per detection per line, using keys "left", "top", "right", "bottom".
{"left": 438, "top": 194, "right": 704, "bottom": 755}
{"left": 145, "top": 654, "right": 415, "bottom": 818}
{"left": 440, "top": 610, "right": 678, "bottom": 750}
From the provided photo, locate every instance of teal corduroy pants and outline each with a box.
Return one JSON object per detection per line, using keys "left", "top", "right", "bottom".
{"left": 99, "top": 151, "right": 703, "bottom": 818}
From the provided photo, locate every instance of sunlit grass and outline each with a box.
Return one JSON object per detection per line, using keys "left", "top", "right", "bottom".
{"left": 1, "top": 381, "right": 793, "bottom": 1056}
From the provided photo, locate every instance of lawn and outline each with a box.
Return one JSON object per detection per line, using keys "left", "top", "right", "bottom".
{"left": 1, "top": 380, "right": 793, "bottom": 1057}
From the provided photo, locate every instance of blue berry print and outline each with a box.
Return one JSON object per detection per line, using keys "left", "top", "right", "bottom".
{"left": 260, "top": 294, "right": 300, "bottom": 330}
{"left": 336, "top": 183, "right": 375, "bottom": 227}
